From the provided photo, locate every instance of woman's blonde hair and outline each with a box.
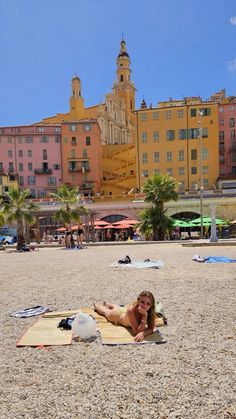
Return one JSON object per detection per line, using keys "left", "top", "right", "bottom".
{"left": 134, "top": 291, "right": 156, "bottom": 329}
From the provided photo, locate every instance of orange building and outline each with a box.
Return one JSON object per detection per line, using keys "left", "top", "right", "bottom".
{"left": 135, "top": 98, "right": 219, "bottom": 192}
{"left": 61, "top": 120, "right": 102, "bottom": 195}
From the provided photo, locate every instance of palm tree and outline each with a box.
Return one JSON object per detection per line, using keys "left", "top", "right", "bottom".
{"left": 141, "top": 174, "right": 179, "bottom": 240}
{"left": 50, "top": 185, "right": 88, "bottom": 228}
{"left": 2, "top": 188, "right": 39, "bottom": 250}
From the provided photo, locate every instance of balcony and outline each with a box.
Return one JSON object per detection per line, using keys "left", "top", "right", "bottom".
{"left": 80, "top": 183, "right": 94, "bottom": 191}
{"left": 34, "top": 168, "right": 53, "bottom": 175}
{"left": 68, "top": 167, "right": 79, "bottom": 172}
{"left": 78, "top": 165, "right": 90, "bottom": 172}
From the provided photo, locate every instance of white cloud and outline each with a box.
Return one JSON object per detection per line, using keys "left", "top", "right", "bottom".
{"left": 230, "top": 16, "right": 236, "bottom": 25}
{"left": 227, "top": 58, "right": 236, "bottom": 72}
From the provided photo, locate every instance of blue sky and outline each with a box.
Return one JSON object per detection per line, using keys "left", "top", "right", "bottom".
{"left": 1, "top": 0, "right": 236, "bottom": 126}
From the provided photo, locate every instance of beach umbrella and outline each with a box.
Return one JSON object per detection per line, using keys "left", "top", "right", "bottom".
{"left": 94, "top": 225, "right": 105, "bottom": 230}
{"left": 173, "top": 219, "right": 194, "bottom": 228}
{"left": 191, "top": 217, "right": 227, "bottom": 226}
{"left": 114, "top": 223, "right": 133, "bottom": 229}
{"left": 113, "top": 219, "right": 139, "bottom": 225}
{"left": 102, "top": 224, "right": 115, "bottom": 229}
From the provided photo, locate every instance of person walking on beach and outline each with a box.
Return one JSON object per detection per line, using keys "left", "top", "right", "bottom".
{"left": 77, "top": 223, "right": 84, "bottom": 248}
{"left": 93, "top": 291, "right": 156, "bottom": 342}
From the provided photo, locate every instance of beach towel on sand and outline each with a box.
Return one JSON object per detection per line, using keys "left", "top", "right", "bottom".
{"left": 111, "top": 260, "right": 164, "bottom": 269}
{"left": 17, "top": 308, "right": 165, "bottom": 346}
{"left": 192, "top": 255, "right": 236, "bottom": 263}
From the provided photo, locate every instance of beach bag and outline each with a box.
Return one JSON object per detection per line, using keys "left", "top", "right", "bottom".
{"left": 71, "top": 312, "right": 97, "bottom": 340}
{"left": 58, "top": 316, "right": 75, "bottom": 330}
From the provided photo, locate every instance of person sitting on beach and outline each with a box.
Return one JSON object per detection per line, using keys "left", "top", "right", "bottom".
{"left": 93, "top": 290, "right": 156, "bottom": 342}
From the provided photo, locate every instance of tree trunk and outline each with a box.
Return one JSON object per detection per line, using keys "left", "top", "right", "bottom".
{"left": 17, "top": 220, "right": 25, "bottom": 250}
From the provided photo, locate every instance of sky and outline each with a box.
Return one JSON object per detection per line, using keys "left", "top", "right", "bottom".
{"left": 1, "top": 0, "right": 236, "bottom": 126}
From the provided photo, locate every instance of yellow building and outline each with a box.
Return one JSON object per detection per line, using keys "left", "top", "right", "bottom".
{"left": 0, "top": 172, "right": 18, "bottom": 197}
{"left": 135, "top": 97, "right": 219, "bottom": 192}
{"left": 41, "top": 39, "right": 137, "bottom": 196}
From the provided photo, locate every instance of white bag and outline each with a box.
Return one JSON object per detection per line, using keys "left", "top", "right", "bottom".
{"left": 71, "top": 312, "right": 97, "bottom": 340}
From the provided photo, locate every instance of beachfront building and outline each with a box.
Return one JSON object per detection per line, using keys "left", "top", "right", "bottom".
{"left": 134, "top": 97, "right": 219, "bottom": 192}
{"left": 61, "top": 120, "right": 102, "bottom": 195}
{"left": 0, "top": 172, "right": 18, "bottom": 198}
{"left": 215, "top": 94, "right": 236, "bottom": 189}
{"left": 0, "top": 124, "right": 62, "bottom": 197}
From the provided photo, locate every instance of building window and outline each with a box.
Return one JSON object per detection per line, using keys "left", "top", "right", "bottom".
{"left": 142, "top": 169, "right": 148, "bottom": 177}
{"left": 28, "top": 175, "right": 36, "bottom": 185}
{"left": 28, "top": 150, "right": 32, "bottom": 157}
{"left": 18, "top": 137, "right": 23, "bottom": 144}
{"left": 202, "top": 127, "right": 208, "bottom": 138}
{"left": 167, "top": 151, "right": 172, "bottom": 161}
{"left": 55, "top": 136, "right": 61, "bottom": 143}
{"left": 189, "top": 128, "right": 198, "bottom": 139}
{"left": 191, "top": 167, "right": 197, "bottom": 174}
{"left": 0, "top": 162, "right": 3, "bottom": 171}
{"left": 71, "top": 137, "right": 77, "bottom": 146}
{"left": 177, "top": 109, "right": 184, "bottom": 118}
{"left": 219, "top": 119, "right": 224, "bottom": 126}
{"left": 40, "top": 136, "right": 48, "bottom": 143}
{"left": 232, "top": 152, "right": 236, "bottom": 162}
{"left": 141, "top": 132, "right": 147, "bottom": 143}
{"left": 219, "top": 107, "right": 224, "bottom": 113}
{"left": 8, "top": 150, "right": 13, "bottom": 157}
{"left": 55, "top": 127, "right": 61, "bottom": 133}
{"left": 70, "top": 124, "right": 77, "bottom": 132}
{"left": 153, "top": 152, "right": 160, "bottom": 163}
{"left": 190, "top": 109, "right": 196, "bottom": 117}
{"left": 165, "top": 110, "right": 172, "bottom": 119}
{"left": 178, "top": 129, "right": 187, "bottom": 140}
{"left": 140, "top": 113, "right": 147, "bottom": 121}
{"left": 142, "top": 153, "right": 148, "bottom": 164}
{"left": 48, "top": 176, "right": 57, "bottom": 186}
{"left": 38, "top": 127, "right": 44, "bottom": 132}
{"left": 154, "top": 169, "right": 160, "bottom": 174}
{"left": 153, "top": 112, "right": 159, "bottom": 120}
{"left": 84, "top": 123, "right": 91, "bottom": 132}
{"left": 19, "top": 150, "right": 23, "bottom": 157}
{"left": 25, "top": 136, "right": 33, "bottom": 143}
{"left": 178, "top": 150, "right": 184, "bottom": 161}
{"left": 8, "top": 137, "right": 12, "bottom": 143}
{"left": 86, "top": 136, "right": 91, "bottom": 145}
{"left": 153, "top": 131, "right": 159, "bottom": 142}
{"left": 83, "top": 149, "right": 87, "bottom": 158}
{"left": 203, "top": 166, "right": 208, "bottom": 174}
{"left": 167, "top": 168, "right": 173, "bottom": 176}
{"left": 202, "top": 148, "right": 208, "bottom": 159}
{"left": 53, "top": 164, "right": 60, "bottom": 170}
{"left": 191, "top": 182, "right": 198, "bottom": 191}
{"left": 203, "top": 179, "right": 209, "bottom": 188}
{"left": 219, "top": 131, "right": 224, "bottom": 141}
{"left": 179, "top": 167, "right": 185, "bottom": 176}
{"left": 231, "top": 130, "right": 236, "bottom": 140}
{"left": 191, "top": 149, "right": 197, "bottom": 160}
{"left": 167, "top": 130, "right": 175, "bottom": 141}
{"left": 71, "top": 150, "right": 76, "bottom": 158}
{"left": 200, "top": 108, "right": 211, "bottom": 116}
{"left": 229, "top": 117, "right": 235, "bottom": 128}
{"left": 43, "top": 149, "right": 48, "bottom": 160}
{"left": 28, "top": 163, "right": 33, "bottom": 171}
{"left": 19, "top": 163, "right": 24, "bottom": 171}
{"left": 19, "top": 176, "right": 24, "bottom": 186}
{"left": 8, "top": 162, "right": 14, "bottom": 172}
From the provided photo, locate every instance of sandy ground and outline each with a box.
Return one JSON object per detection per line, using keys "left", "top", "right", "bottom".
{"left": 0, "top": 243, "right": 236, "bottom": 419}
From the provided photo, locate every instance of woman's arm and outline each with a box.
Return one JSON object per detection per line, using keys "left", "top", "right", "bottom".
{"left": 134, "top": 327, "right": 154, "bottom": 342}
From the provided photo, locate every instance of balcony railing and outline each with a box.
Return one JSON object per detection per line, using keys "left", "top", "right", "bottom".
{"left": 80, "top": 183, "right": 94, "bottom": 191}
{"left": 68, "top": 167, "right": 79, "bottom": 172}
{"left": 34, "top": 168, "right": 53, "bottom": 175}
{"left": 78, "top": 166, "right": 90, "bottom": 172}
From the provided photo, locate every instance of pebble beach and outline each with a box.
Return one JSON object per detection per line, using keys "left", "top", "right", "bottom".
{"left": 1, "top": 243, "right": 236, "bottom": 419}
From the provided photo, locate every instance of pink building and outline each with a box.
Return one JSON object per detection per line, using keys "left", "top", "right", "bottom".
{"left": 219, "top": 100, "right": 236, "bottom": 179}
{"left": 0, "top": 124, "right": 62, "bottom": 197}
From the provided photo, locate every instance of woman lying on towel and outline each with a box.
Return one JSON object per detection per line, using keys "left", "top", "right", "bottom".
{"left": 93, "top": 291, "right": 155, "bottom": 342}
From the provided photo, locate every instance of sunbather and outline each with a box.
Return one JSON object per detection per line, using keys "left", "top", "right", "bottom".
{"left": 93, "top": 290, "right": 156, "bottom": 342}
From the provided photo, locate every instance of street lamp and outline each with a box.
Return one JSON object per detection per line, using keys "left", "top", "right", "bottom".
{"left": 198, "top": 110, "right": 204, "bottom": 239}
